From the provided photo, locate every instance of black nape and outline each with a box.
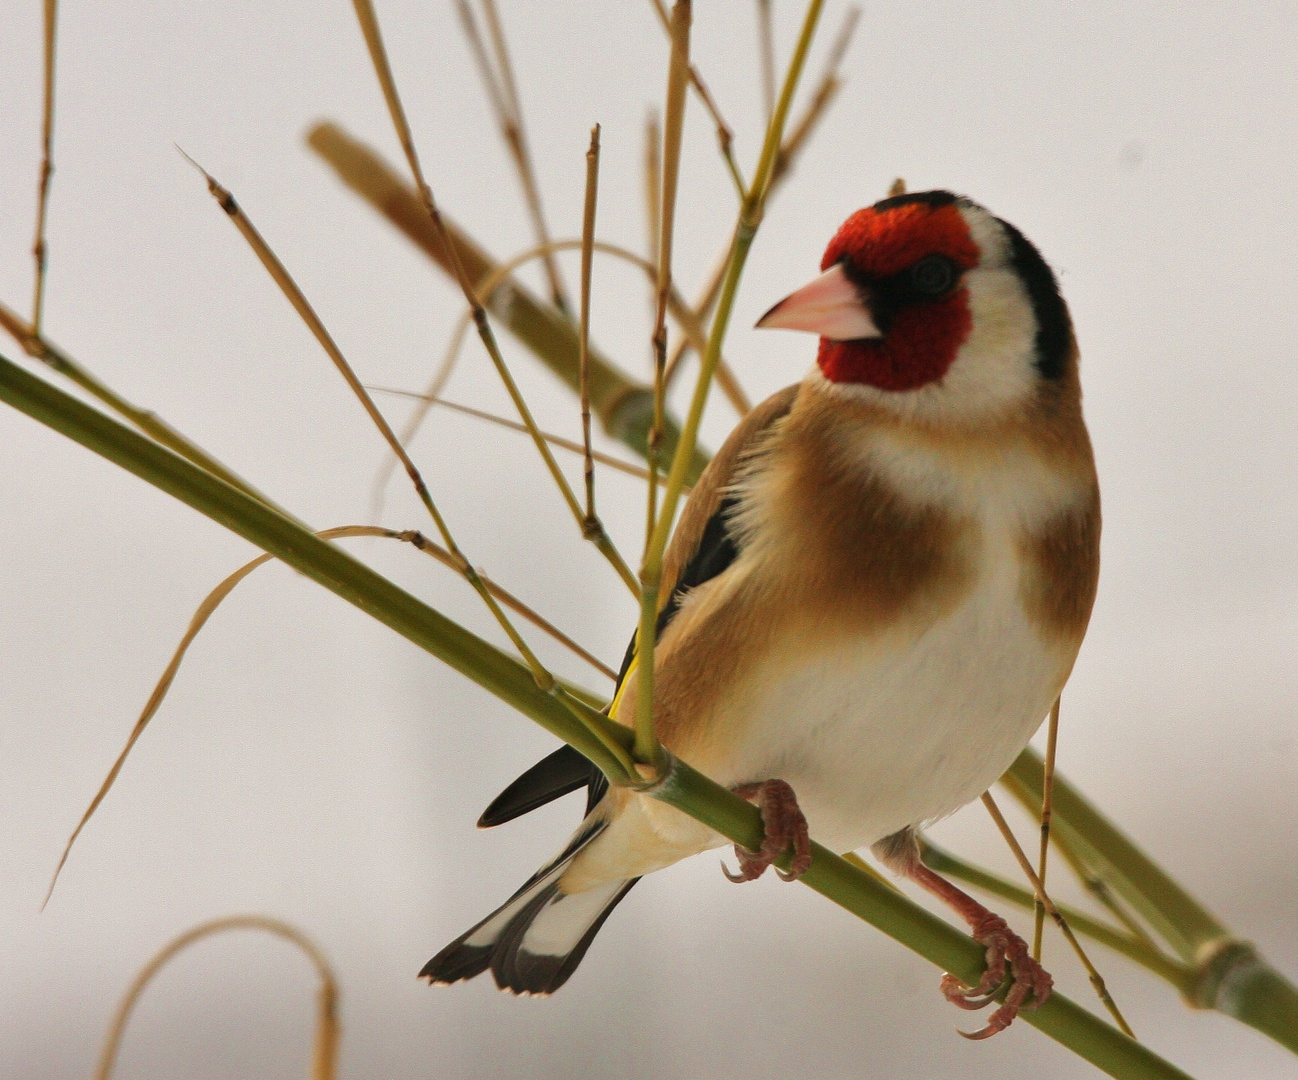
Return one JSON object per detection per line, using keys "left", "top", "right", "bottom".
{"left": 996, "top": 217, "right": 1071, "bottom": 380}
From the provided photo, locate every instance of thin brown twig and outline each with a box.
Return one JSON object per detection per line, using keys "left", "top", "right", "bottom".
{"left": 644, "top": 109, "right": 662, "bottom": 276}
{"left": 95, "top": 916, "right": 339, "bottom": 1080}
{"left": 980, "top": 791, "right": 1137, "bottom": 1039}
{"left": 474, "top": 0, "right": 571, "bottom": 313}
{"left": 580, "top": 126, "right": 601, "bottom": 528}
{"left": 31, "top": 0, "right": 58, "bottom": 336}
{"left": 1035, "top": 696, "right": 1062, "bottom": 959}
{"left": 647, "top": 0, "right": 745, "bottom": 197}
{"left": 757, "top": 0, "right": 776, "bottom": 124}
{"left": 635, "top": 0, "right": 692, "bottom": 770}
{"left": 368, "top": 387, "right": 666, "bottom": 487}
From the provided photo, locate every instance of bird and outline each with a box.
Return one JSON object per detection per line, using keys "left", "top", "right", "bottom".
{"left": 422, "top": 190, "right": 1100, "bottom": 1038}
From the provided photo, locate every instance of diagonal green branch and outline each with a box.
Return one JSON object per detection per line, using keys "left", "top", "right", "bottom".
{"left": 0, "top": 351, "right": 1196, "bottom": 1080}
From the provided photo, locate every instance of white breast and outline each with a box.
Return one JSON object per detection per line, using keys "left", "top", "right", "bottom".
{"left": 710, "top": 434, "right": 1082, "bottom": 854}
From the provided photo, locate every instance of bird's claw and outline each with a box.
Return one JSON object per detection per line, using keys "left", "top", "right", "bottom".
{"left": 939, "top": 911, "right": 1052, "bottom": 1039}
{"left": 721, "top": 778, "right": 812, "bottom": 882}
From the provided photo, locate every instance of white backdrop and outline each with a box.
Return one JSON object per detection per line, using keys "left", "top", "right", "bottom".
{"left": 2, "top": 2, "right": 1297, "bottom": 1078}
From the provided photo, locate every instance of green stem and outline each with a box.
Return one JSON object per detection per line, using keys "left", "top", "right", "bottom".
{"left": 1003, "top": 750, "right": 1223, "bottom": 961}
{"left": 0, "top": 350, "right": 1197, "bottom": 1080}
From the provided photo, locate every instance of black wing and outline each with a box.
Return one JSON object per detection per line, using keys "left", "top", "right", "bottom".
{"left": 477, "top": 495, "right": 743, "bottom": 828}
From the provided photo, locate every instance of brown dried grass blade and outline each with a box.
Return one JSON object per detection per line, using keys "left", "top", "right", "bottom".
{"left": 45, "top": 524, "right": 618, "bottom": 906}
{"left": 95, "top": 915, "right": 339, "bottom": 1080}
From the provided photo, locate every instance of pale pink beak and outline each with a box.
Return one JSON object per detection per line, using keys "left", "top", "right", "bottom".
{"left": 755, "top": 263, "right": 881, "bottom": 340}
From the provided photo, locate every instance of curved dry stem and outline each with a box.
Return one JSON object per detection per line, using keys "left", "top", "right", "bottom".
{"left": 95, "top": 915, "right": 339, "bottom": 1080}
{"left": 371, "top": 236, "right": 746, "bottom": 516}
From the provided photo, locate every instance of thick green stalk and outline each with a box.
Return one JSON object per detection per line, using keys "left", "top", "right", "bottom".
{"left": 0, "top": 351, "right": 1196, "bottom": 1080}
{"left": 1004, "top": 749, "right": 1298, "bottom": 1052}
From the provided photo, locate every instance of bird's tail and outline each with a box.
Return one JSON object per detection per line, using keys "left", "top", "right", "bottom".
{"left": 421, "top": 820, "right": 639, "bottom": 995}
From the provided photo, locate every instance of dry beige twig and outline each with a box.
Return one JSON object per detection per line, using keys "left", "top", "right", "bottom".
{"left": 981, "top": 791, "right": 1137, "bottom": 1039}
{"left": 95, "top": 916, "right": 339, "bottom": 1080}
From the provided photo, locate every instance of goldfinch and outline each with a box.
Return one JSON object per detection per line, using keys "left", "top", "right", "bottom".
{"left": 423, "top": 191, "right": 1100, "bottom": 1038}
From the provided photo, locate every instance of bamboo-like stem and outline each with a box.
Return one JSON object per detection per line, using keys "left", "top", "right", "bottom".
{"left": 919, "top": 839, "right": 1193, "bottom": 991}
{"left": 771, "top": 5, "right": 858, "bottom": 183}
{"left": 469, "top": 0, "right": 571, "bottom": 314}
{"left": 1001, "top": 749, "right": 1298, "bottom": 1056}
{"left": 349, "top": 0, "right": 638, "bottom": 598}
{"left": 756, "top": 0, "right": 776, "bottom": 124}
{"left": 643, "top": 109, "right": 661, "bottom": 283}
{"left": 641, "top": 0, "right": 826, "bottom": 695}
{"left": 981, "top": 791, "right": 1136, "bottom": 1038}
{"left": 579, "top": 126, "right": 600, "bottom": 528}
{"left": 0, "top": 299, "right": 268, "bottom": 505}
{"left": 0, "top": 353, "right": 1199, "bottom": 1079}
{"left": 1035, "top": 696, "right": 1062, "bottom": 959}
{"left": 646, "top": 0, "right": 745, "bottom": 197}
{"left": 1053, "top": 828, "right": 1162, "bottom": 950}
{"left": 95, "top": 916, "right": 339, "bottom": 1080}
{"left": 31, "top": 0, "right": 58, "bottom": 336}
{"left": 1002, "top": 749, "right": 1225, "bottom": 962}
{"left": 369, "top": 388, "right": 664, "bottom": 487}
{"left": 307, "top": 122, "right": 710, "bottom": 482}
{"left": 634, "top": 0, "right": 692, "bottom": 771}
{"left": 663, "top": 8, "right": 859, "bottom": 399}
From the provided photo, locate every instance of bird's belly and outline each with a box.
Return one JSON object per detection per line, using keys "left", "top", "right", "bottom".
{"left": 701, "top": 562, "right": 1075, "bottom": 855}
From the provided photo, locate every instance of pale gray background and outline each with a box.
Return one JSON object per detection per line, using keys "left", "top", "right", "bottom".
{"left": 2, "top": 2, "right": 1297, "bottom": 1077}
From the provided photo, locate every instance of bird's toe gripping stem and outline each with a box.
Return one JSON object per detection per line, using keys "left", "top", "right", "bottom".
{"left": 943, "top": 910, "right": 1053, "bottom": 1040}
{"left": 722, "top": 778, "right": 812, "bottom": 883}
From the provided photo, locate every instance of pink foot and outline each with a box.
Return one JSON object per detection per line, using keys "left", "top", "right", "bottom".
{"left": 722, "top": 779, "right": 812, "bottom": 883}
{"left": 906, "top": 857, "right": 1052, "bottom": 1038}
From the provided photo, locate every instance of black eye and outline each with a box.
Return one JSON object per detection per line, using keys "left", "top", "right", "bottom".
{"left": 909, "top": 254, "right": 957, "bottom": 297}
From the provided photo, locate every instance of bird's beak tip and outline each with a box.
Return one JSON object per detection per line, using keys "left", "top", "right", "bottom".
{"left": 755, "top": 263, "right": 882, "bottom": 341}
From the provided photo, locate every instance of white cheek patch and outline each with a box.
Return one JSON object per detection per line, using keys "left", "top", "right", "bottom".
{"left": 807, "top": 265, "right": 1041, "bottom": 427}
{"left": 939, "top": 268, "right": 1039, "bottom": 416}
